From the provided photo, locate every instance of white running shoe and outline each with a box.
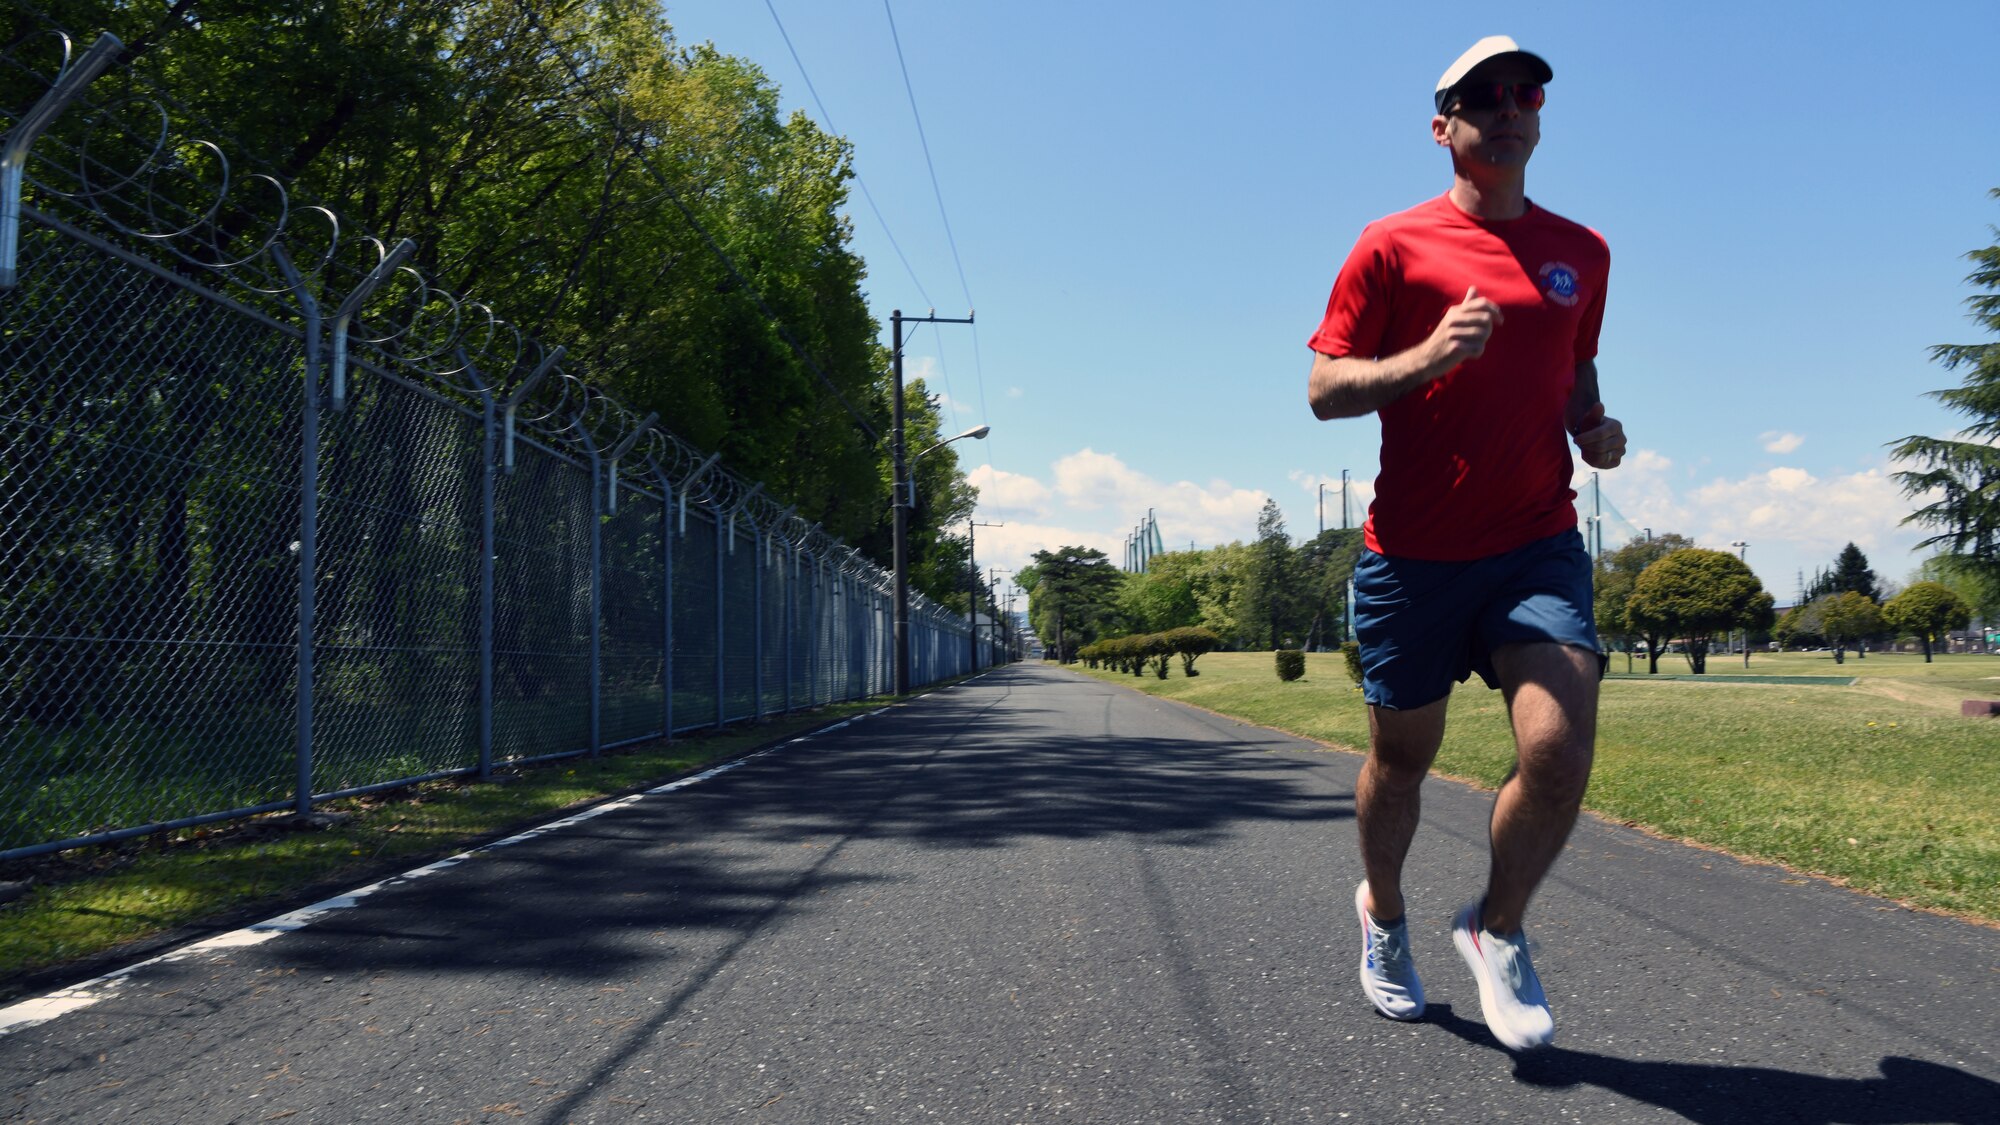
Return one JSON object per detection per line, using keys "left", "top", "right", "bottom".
{"left": 1355, "top": 881, "right": 1425, "bottom": 1020}
{"left": 1451, "top": 900, "right": 1555, "bottom": 1050}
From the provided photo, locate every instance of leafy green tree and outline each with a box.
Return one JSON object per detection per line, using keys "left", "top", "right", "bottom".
{"left": 1813, "top": 591, "right": 1885, "bottom": 664}
{"left": 1773, "top": 603, "right": 1824, "bottom": 651}
{"left": 1626, "top": 549, "right": 1775, "bottom": 674}
{"left": 1016, "top": 546, "right": 1122, "bottom": 663}
{"left": 1241, "top": 500, "right": 1297, "bottom": 649}
{"left": 1882, "top": 582, "right": 1972, "bottom": 662}
{"left": 1115, "top": 558, "right": 1202, "bottom": 635}
{"left": 1828, "top": 543, "right": 1883, "bottom": 601}
{"left": 1593, "top": 533, "right": 1697, "bottom": 669}
{"left": 1296, "top": 528, "right": 1365, "bottom": 649}
{"left": 19, "top": 0, "right": 950, "bottom": 563}
{"left": 1891, "top": 190, "right": 2000, "bottom": 589}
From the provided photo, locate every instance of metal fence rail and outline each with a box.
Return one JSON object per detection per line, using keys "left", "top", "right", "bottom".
{"left": 0, "top": 27, "right": 997, "bottom": 860}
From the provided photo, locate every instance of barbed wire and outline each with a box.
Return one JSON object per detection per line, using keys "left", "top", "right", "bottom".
{"left": 1, "top": 14, "right": 957, "bottom": 615}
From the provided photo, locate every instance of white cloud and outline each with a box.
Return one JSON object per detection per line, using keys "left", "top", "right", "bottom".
{"left": 966, "top": 463, "right": 1052, "bottom": 519}
{"left": 1006, "top": 386, "right": 1023, "bottom": 398}
{"left": 961, "top": 449, "right": 1274, "bottom": 580}
{"left": 1761, "top": 431, "right": 1805, "bottom": 454}
{"left": 1287, "top": 469, "right": 1375, "bottom": 533}
{"left": 1687, "top": 465, "right": 1912, "bottom": 555}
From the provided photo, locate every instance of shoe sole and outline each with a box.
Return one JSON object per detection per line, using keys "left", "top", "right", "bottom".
{"left": 1356, "top": 883, "right": 1424, "bottom": 1021}
{"left": 1451, "top": 910, "right": 1553, "bottom": 1051}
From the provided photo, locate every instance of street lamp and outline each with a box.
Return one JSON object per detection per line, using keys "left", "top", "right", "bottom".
{"left": 895, "top": 421, "right": 989, "bottom": 693}
{"left": 1731, "top": 541, "right": 1749, "bottom": 665}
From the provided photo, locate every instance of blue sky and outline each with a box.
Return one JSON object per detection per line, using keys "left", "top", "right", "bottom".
{"left": 662, "top": 0, "right": 1998, "bottom": 604}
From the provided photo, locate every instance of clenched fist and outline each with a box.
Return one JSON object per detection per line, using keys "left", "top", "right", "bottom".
{"left": 1570, "top": 402, "right": 1626, "bottom": 470}
{"left": 1427, "top": 285, "right": 1505, "bottom": 371}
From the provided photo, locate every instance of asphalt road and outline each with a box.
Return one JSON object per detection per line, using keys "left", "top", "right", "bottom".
{"left": 4, "top": 662, "right": 1997, "bottom": 1124}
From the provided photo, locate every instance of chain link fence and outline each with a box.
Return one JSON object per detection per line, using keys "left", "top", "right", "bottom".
{"left": 0, "top": 26, "right": 997, "bottom": 860}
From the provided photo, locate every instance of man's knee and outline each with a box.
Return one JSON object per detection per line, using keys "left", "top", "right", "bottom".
{"left": 1368, "top": 698, "right": 1447, "bottom": 782}
{"left": 1513, "top": 739, "right": 1592, "bottom": 805}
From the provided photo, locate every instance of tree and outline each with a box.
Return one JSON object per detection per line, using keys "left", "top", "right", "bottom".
{"left": 1016, "top": 546, "right": 1122, "bottom": 663}
{"left": 1918, "top": 554, "right": 1999, "bottom": 651}
{"left": 1828, "top": 543, "right": 1883, "bottom": 601}
{"left": 1115, "top": 558, "right": 1202, "bottom": 635}
{"left": 1296, "top": 528, "right": 1365, "bottom": 649}
{"left": 1593, "top": 533, "right": 1697, "bottom": 671}
{"left": 1626, "top": 549, "right": 1774, "bottom": 674}
{"left": 1813, "top": 591, "right": 1885, "bottom": 664}
{"left": 1241, "top": 499, "right": 1297, "bottom": 649}
{"left": 1891, "top": 189, "right": 2000, "bottom": 589}
{"left": 1882, "top": 582, "right": 1972, "bottom": 662}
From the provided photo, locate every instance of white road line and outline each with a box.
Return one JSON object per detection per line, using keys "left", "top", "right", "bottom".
{"left": 0, "top": 713, "right": 871, "bottom": 1038}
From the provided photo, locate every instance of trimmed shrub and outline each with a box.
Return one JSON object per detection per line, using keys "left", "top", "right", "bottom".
{"left": 1275, "top": 649, "right": 1306, "bottom": 682}
{"left": 1341, "top": 641, "right": 1363, "bottom": 686}
{"left": 1165, "top": 626, "right": 1220, "bottom": 676}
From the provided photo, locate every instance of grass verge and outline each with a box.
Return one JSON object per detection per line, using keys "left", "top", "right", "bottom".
{"left": 1077, "top": 651, "right": 2000, "bottom": 924}
{"left": 0, "top": 698, "right": 889, "bottom": 1000}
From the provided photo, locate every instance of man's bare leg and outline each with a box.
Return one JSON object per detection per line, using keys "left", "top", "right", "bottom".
{"left": 1480, "top": 642, "right": 1598, "bottom": 934}
{"left": 1357, "top": 697, "right": 1448, "bottom": 922}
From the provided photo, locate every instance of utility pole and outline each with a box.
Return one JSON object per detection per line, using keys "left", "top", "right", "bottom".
{"left": 892, "top": 307, "right": 973, "bottom": 695}
{"left": 969, "top": 520, "right": 1004, "bottom": 673}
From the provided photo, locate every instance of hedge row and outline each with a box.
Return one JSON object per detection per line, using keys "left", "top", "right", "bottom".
{"left": 1078, "top": 628, "right": 1222, "bottom": 679}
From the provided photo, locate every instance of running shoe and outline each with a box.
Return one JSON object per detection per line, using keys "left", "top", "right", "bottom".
{"left": 1355, "top": 880, "right": 1425, "bottom": 1020}
{"left": 1451, "top": 900, "right": 1555, "bottom": 1050}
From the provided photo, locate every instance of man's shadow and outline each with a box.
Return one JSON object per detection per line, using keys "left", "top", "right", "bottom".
{"left": 1425, "top": 1003, "right": 2000, "bottom": 1125}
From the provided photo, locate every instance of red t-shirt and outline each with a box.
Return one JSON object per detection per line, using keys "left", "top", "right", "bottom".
{"left": 1309, "top": 193, "right": 1609, "bottom": 561}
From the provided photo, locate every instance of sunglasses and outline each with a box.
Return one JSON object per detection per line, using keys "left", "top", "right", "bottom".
{"left": 1449, "top": 82, "right": 1546, "bottom": 114}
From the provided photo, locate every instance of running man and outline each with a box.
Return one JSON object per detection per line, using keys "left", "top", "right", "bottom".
{"left": 1304, "top": 36, "right": 1627, "bottom": 1050}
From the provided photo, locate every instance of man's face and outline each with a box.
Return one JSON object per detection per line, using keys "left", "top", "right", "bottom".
{"left": 1431, "top": 57, "right": 1542, "bottom": 169}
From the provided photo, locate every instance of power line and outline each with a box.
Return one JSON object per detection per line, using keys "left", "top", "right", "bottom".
{"left": 512, "top": 1, "right": 879, "bottom": 442}
{"left": 760, "top": 0, "right": 933, "bottom": 311}
{"left": 881, "top": 0, "right": 993, "bottom": 472}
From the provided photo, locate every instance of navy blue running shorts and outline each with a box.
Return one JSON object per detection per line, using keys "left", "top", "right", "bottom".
{"left": 1352, "top": 527, "right": 1599, "bottom": 710}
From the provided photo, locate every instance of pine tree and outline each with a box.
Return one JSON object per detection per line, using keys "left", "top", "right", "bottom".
{"left": 1892, "top": 189, "right": 2000, "bottom": 580}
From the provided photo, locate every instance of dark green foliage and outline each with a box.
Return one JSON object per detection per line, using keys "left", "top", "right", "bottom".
{"left": 1891, "top": 189, "right": 2000, "bottom": 586}
{"left": 1274, "top": 649, "right": 1306, "bottom": 682}
{"left": 1882, "top": 582, "right": 1972, "bottom": 661}
{"left": 1593, "top": 533, "right": 1697, "bottom": 672}
{"left": 1165, "top": 626, "right": 1220, "bottom": 676}
{"left": 1341, "top": 641, "right": 1363, "bottom": 686}
{"left": 10, "top": 1, "right": 977, "bottom": 603}
{"left": 1017, "top": 547, "right": 1122, "bottom": 663}
{"left": 1627, "top": 550, "right": 1775, "bottom": 674}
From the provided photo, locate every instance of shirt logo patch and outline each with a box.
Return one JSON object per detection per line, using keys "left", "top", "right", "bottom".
{"left": 1538, "top": 261, "right": 1581, "bottom": 307}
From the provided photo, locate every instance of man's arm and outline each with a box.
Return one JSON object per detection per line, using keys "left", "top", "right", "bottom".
{"left": 1565, "top": 358, "right": 1627, "bottom": 469}
{"left": 1308, "top": 285, "right": 1503, "bottom": 419}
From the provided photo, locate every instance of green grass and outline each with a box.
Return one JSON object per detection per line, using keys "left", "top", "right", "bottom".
{"left": 1077, "top": 650, "right": 2000, "bottom": 923}
{"left": 0, "top": 699, "right": 886, "bottom": 998}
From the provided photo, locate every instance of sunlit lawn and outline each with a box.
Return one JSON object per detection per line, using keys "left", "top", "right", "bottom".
{"left": 1076, "top": 650, "right": 2000, "bottom": 923}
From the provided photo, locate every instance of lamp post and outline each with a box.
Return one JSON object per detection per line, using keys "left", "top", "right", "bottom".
{"left": 897, "top": 420, "right": 989, "bottom": 692}
{"left": 1731, "top": 540, "right": 1749, "bottom": 666}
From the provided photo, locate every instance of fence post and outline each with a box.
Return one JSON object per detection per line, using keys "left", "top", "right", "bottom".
{"left": 271, "top": 247, "right": 319, "bottom": 815}
{"left": 1, "top": 33, "right": 120, "bottom": 290}
{"left": 784, "top": 544, "right": 794, "bottom": 714}
{"left": 582, "top": 431, "right": 603, "bottom": 757}
{"left": 657, "top": 462, "right": 674, "bottom": 744}
{"left": 714, "top": 504, "right": 726, "bottom": 730}
{"left": 476, "top": 365, "right": 496, "bottom": 779}
{"left": 752, "top": 527, "right": 764, "bottom": 720}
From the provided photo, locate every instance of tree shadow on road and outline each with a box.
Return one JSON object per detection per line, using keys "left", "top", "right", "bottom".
{"left": 1427, "top": 1001, "right": 2000, "bottom": 1124}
